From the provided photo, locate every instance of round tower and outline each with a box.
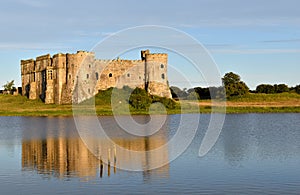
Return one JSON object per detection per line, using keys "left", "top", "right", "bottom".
{"left": 144, "top": 52, "right": 171, "bottom": 98}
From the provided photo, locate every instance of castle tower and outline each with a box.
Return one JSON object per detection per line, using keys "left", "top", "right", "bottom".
{"left": 64, "top": 51, "right": 95, "bottom": 104}
{"left": 143, "top": 51, "right": 172, "bottom": 98}
{"left": 52, "top": 54, "right": 67, "bottom": 104}
{"left": 20, "top": 59, "right": 35, "bottom": 98}
{"left": 38, "top": 54, "right": 54, "bottom": 104}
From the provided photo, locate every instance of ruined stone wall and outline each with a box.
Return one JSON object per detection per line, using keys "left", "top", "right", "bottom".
{"left": 115, "top": 60, "right": 145, "bottom": 89}
{"left": 21, "top": 50, "right": 172, "bottom": 104}
{"left": 97, "top": 59, "right": 145, "bottom": 90}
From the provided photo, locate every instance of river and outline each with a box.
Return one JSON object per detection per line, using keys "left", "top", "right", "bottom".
{"left": 0, "top": 114, "right": 299, "bottom": 194}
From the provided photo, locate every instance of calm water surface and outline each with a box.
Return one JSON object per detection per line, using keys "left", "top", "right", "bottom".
{"left": 0, "top": 114, "right": 299, "bottom": 194}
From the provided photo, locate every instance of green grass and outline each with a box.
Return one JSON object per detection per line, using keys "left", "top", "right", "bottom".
{"left": 0, "top": 92, "right": 300, "bottom": 116}
{"left": 225, "top": 106, "right": 300, "bottom": 113}
{"left": 227, "top": 92, "right": 300, "bottom": 102}
{"left": 0, "top": 94, "right": 73, "bottom": 116}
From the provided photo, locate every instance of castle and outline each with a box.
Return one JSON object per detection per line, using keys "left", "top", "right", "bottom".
{"left": 21, "top": 50, "right": 172, "bottom": 104}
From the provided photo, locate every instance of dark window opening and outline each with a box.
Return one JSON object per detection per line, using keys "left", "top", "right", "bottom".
{"left": 109, "top": 73, "right": 112, "bottom": 77}
{"left": 161, "top": 64, "right": 164, "bottom": 68}
{"left": 161, "top": 73, "right": 165, "bottom": 80}
{"left": 96, "top": 72, "right": 99, "bottom": 80}
{"left": 87, "top": 74, "right": 89, "bottom": 79}
{"left": 88, "top": 88, "right": 90, "bottom": 93}
{"left": 89, "top": 64, "right": 91, "bottom": 68}
{"left": 127, "top": 73, "right": 130, "bottom": 77}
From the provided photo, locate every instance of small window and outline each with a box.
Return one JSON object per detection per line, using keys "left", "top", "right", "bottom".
{"left": 109, "top": 73, "right": 112, "bottom": 77}
{"left": 89, "top": 64, "right": 91, "bottom": 68}
{"left": 161, "top": 73, "right": 165, "bottom": 79}
{"left": 139, "top": 76, "right": 141, "bottom": 80}
{"left": 127, "top": 73, "right": 130, "bottom": 77}
{"left": 96, "top": 72, "right": 99, "bottom": 80}
{"left": 69, "top": 74, "right": 71, "bottom": 80}
{"left": 161, "top": 64, "right": 164, "bottom": 68}
{"left": 88, "top": 88, "right": 90, "bottom": 93}
{"left": 48, "top": 70, "right": 53, "bottom": 80}
{"left": 87, "top": 74, "right": 89, "bottom": 79}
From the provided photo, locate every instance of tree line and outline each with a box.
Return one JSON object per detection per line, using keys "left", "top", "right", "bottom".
{"left": 170, "top": 72, "right": 300, "bottom": 100}
{"left": 2, "top": 73, "right": 300, "bottom": 99}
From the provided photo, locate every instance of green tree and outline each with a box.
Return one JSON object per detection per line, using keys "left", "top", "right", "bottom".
{"left": 274, "top": 84, "right": 289, "bottom": 93}
{"left": 170, "top": 86, "right": 188, "bottom": 99}
{"left": 222, "top": 72, "right": 249, "bottom": 98}
{"left": 3, "top": 80, "right": 15, "bottom": 92}
{"left": 256, "top": 84, "right": 289, "bottom": 94}
{"left": 256, "top": 84, "right": 275, "bottom": 94}
{"left": 222, "top": 72, "right": 241, "bottom": 86}
{"left": 295, "top": 85, "right": 300, "bottom": 94}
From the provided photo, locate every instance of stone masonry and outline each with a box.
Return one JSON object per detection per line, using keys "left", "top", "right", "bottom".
{"left": 21, "top": 50, "right": 172, "bottom": 104}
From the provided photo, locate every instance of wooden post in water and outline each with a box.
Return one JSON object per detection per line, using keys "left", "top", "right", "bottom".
{"left": 100, "top": 156, "right": 103, "bottom": 178}
{"left": 108, "top": 148, "right": 111, "bottom": 177}
{"left": 114, "top": 145, "right": 117, "bottom": 174}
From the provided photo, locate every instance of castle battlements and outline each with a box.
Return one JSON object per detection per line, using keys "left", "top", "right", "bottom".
{"left": 21, "top": 50, "right": 171, "bottom": 104}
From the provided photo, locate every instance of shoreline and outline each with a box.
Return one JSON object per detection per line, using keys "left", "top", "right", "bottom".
{"left": 1, "top": 106, "right": 299, "bottom": 117}
{"left": 0, "top": 94, "right": 299, "bottom": 117}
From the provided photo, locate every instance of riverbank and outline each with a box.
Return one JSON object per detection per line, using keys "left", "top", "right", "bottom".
{"left": 0, "top": 93, "right": 299, "bottom": 116}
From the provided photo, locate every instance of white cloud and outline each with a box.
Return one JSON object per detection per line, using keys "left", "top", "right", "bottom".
{"left": 210, "top": 48, "right": 300, "bottom": 54}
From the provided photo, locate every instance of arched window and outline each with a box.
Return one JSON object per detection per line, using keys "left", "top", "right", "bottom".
{"left": 95, "top": 72, "right": 99, "bottom": 80}
{"left": 127, "top": 73, "right": 130, "bottom": 77}
{"left": 161, "top": 64, "right": 164, "bottom": 68}
{"left": 87, "top": 74, "right": 89, "bottom": 79}
{"left": 109, "top": 73, "right": 112, "bottom": 77}
{"left": 161, "top": 73, "right": 165, "bottom": 80}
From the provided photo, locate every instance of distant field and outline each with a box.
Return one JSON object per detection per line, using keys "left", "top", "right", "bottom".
{"left": 0, "top": 92, "right": 300, "bottom": 116}
{"left": 199, "top": 93, "right": 300, "bottom": 107}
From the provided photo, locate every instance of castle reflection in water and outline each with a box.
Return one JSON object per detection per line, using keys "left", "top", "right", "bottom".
{"left": 21, "top": 116, "right": 169, "bottom": 180}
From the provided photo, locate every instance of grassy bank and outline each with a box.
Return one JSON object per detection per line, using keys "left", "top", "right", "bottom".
{"left": 0, "top": 92, "right": 300, "bottom": 116}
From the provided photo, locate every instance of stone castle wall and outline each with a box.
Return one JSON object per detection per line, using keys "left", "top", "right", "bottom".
{"left": 20, "top": 50, "right": 172, "bottom": 104}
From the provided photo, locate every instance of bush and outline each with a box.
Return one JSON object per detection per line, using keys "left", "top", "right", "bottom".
{"left": 151, "top": 95, "right": 176, "bottom": 109}
{"left": 129, "top": 88, "right": 151, "bottom": 109}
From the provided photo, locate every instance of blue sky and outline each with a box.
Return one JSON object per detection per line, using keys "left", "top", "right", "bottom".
{"left": 0, "top": 0, "right": 299, "bottom": 89}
